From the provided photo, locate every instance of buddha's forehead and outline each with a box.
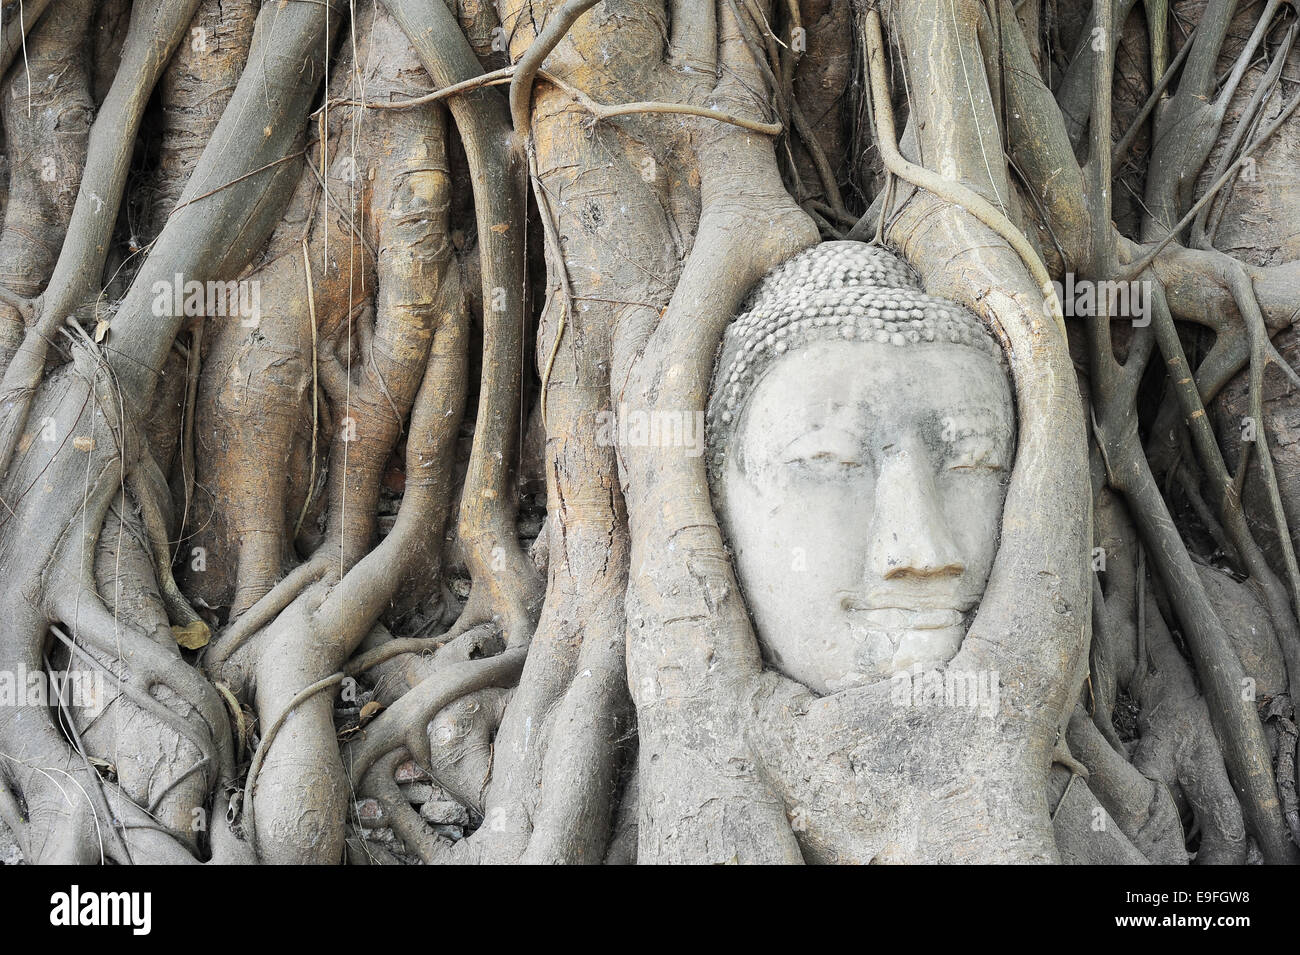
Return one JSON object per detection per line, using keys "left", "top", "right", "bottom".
{"left": 738, "top": 339, "right": 1014, "bottom": 449}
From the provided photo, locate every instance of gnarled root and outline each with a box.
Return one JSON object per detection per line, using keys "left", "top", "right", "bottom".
{"left": 0, "top": 353, "right": 233, "bottom": 864}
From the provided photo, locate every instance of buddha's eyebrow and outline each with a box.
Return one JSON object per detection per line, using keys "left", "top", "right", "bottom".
{"left": 773, "top": 423, "right": 863, "bottom": 453}
{"left": 770, "top": 400, "right": 856, "bottom": 437}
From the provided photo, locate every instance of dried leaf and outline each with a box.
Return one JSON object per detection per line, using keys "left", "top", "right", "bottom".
{"left": 172, "top": 620, "right": 211, "bottom": 650}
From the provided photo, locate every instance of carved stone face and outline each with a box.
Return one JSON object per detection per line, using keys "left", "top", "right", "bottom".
{"left": 714, "top": 337, "right": 1015, "bottom": 695}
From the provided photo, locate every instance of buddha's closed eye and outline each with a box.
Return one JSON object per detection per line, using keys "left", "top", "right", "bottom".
{"left": 945, "top": 436, "right": 1005, "bottom": 472}
{"left": 779, "top": 428, "right": 865, "bottom": 472}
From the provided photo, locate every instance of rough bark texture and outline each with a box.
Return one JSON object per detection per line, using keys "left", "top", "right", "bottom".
{"left": 0, "top": 0, "right": 1298, "bottom": 867}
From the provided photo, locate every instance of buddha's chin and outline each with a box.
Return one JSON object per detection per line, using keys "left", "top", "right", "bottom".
{"left": 821, "top": 621, "right": 966, "bottom": 691}
{"left": 890, "top": 624, "right": 965, "bottom": 672}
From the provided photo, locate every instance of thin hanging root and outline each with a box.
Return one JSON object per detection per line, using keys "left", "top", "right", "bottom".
{"left": 335, "top": 64, "right": 782, "bottom": 134}
{"left": 0, "top": 0, "right": 54, "bottom": 79}
{"left": 507, "top": 0, "right": 603, "bottom": 138}
{"left": 1112, "top": 19, "right": 1196, "bottom": 168}
{"left": 177, "top": 321, "right": 201, "bottom": 546}
{"left": 540, "top": 68, "right": 783, "bottom": 135}
{"left": 1192, "top": 21, "right": 1297, "bottom": 249}
{"left": 533, "top": 156, "right": 573, "bottom": 430}
{"left": 1227, "top": 268, "right": 1300, "bottom": 617}
{"left": 863, "top": 9, "right": 1064, "bottom": 335}
{"left": 293, "top": 239, "right": 321, "bottom": 540}
{"left": 328, "top": 65, "right": 516, "bottom": 110}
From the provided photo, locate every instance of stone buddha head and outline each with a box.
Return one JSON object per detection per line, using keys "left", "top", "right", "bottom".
{"left": 707, "top": 241, "right": 1016, "bottom": 695}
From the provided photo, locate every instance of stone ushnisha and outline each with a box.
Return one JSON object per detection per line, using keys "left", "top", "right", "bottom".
{"left": 706, "top": 240, "right": 1004, "bottom": 483}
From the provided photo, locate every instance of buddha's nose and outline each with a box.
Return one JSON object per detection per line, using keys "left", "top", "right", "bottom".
{"left": 865, "top": 445, "right": 965, "bottom": 580}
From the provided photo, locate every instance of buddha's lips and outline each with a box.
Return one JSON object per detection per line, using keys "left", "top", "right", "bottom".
{"left": 846, "top": 607, "right": 964, "bottom": 631}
